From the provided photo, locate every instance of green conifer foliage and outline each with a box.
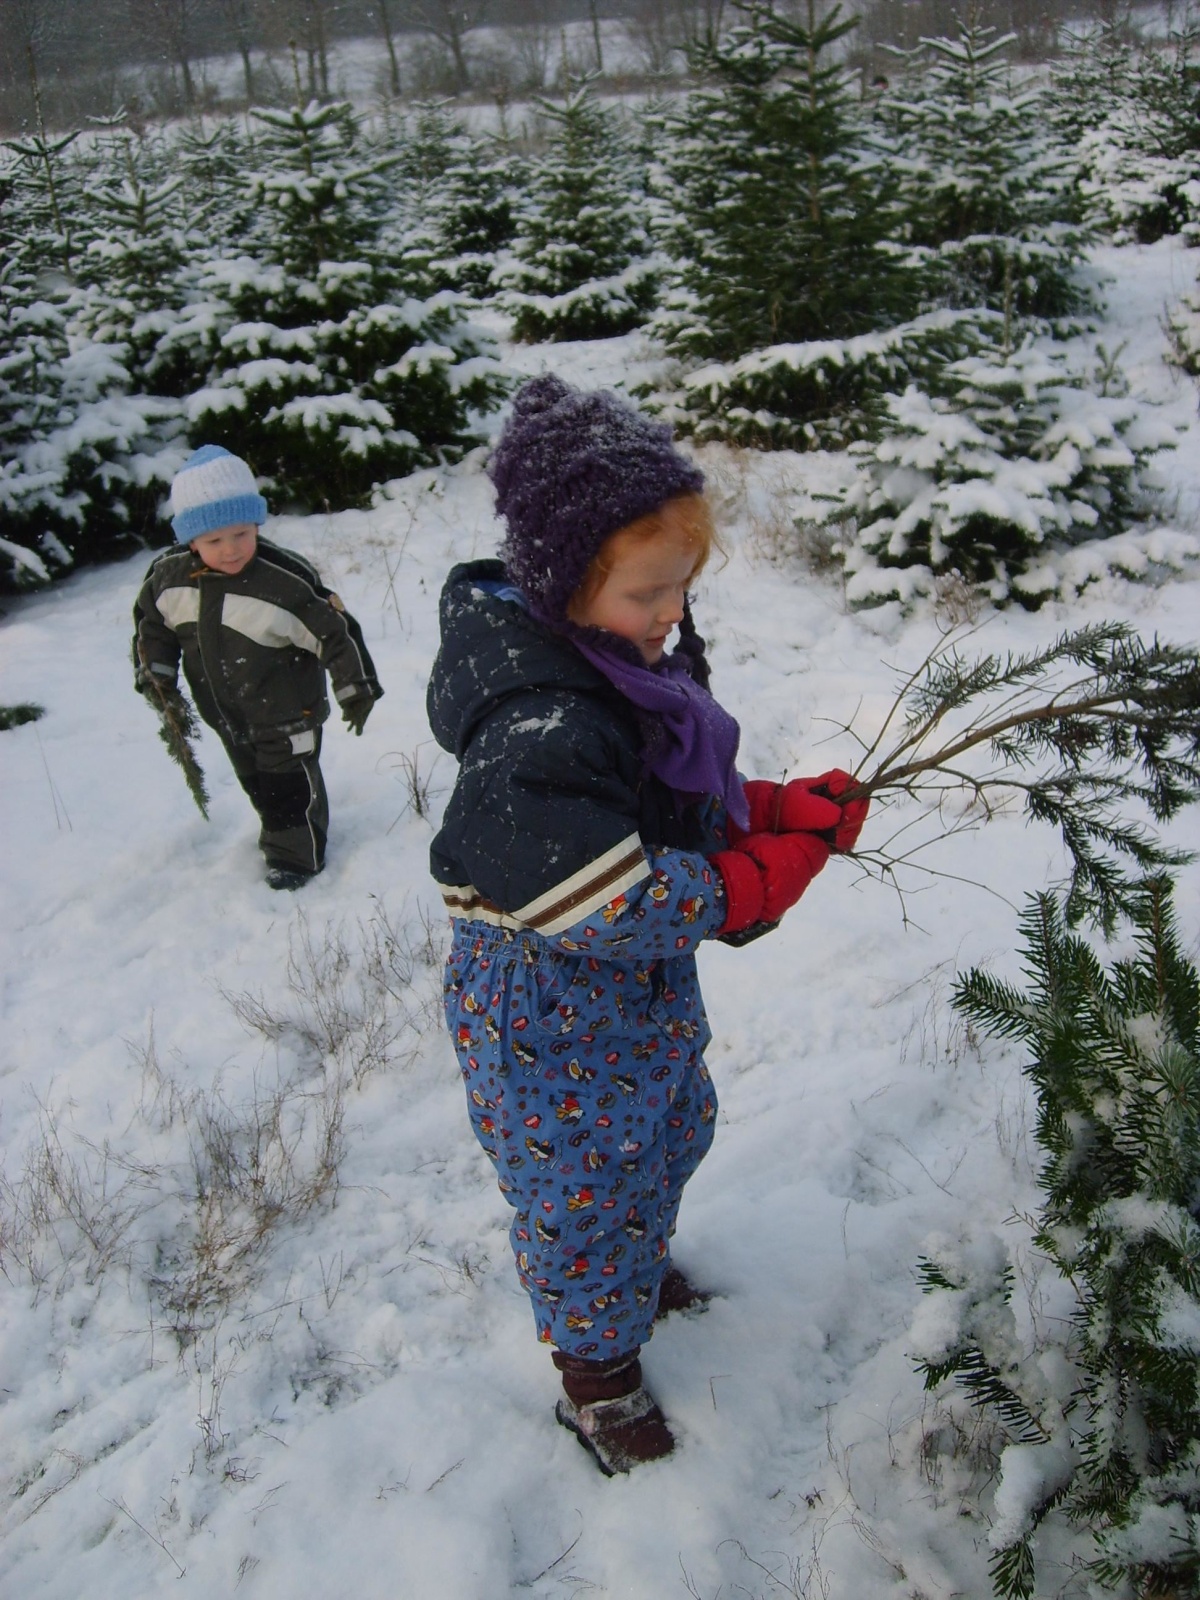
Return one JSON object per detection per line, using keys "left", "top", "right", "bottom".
{"left": 426, "top": 133, "right": 526, "bottom": 300}
{"left": 501, "top": 81, "right": 657, "bottom": 343}
{"left": 157, "top": 99, "right": 504, "bottom": 511}
{"left": 1054, "top": 21, "right": 1200, "bottom": 244}
{"left": 843, "top": 342, "right": 1177, "bottom": 608}
{"left": 652, "top": 0, "right": 938, "bottom": 446}
{"left": 883, "top": 22, "right": 1088, "bottom": 320}
{"left": 914, "top": 879, "right": 1200, "bottom": 1597}
{"left": 0, "top": 133, "right": 177, "bottom": 592}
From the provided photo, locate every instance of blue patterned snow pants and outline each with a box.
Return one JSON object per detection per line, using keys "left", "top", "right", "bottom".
{"left": 444, "top": 922, "right": 718, "bottom": 1358}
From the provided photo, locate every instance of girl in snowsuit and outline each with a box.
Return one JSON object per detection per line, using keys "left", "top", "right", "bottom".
{"left": 426, "top": 377, "right": 866, "bottom": 1475}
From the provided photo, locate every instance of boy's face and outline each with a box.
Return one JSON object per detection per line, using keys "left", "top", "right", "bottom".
{"left": 569, "top": 508, "right": 700, "bottom": 665}
{"left": 190, "top": 522, "right": 258, "bottom": 575}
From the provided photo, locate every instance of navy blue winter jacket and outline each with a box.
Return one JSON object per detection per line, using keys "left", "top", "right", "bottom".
{"left": 428, "top": 560, "right": 723, "bottom": 936}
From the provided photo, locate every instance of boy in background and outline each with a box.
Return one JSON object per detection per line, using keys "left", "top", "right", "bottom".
{"left": 133, "top": 445, "right": 382, "bottom": 889}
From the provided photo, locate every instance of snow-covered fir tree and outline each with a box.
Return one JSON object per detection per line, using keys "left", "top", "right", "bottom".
{"left": 1053, "top": 20, "right": 1200, "bottom": 244}
{"left": 377, "top": 99, "right": 465, "bottom": 297}
{"left": 72, "top": 123, "right": 188, "bottom": 360}
{"left": 880, "top": 21, "right": 1088, "bottom": 320}
{"left": 650, "top": 0, "right": 980, "bottom": 448}
{"left": 424, "top": 131, "right": 526, "bottom": 300}
{"left": 0, "top": 134, "right": 178, "bottom": 592}
{"left": 499, "top": 80, "right": 658, "bottom": 343}
{"left": 913, "top": 878, "right": 1200, "bottom": 1599}
{"left": 842, "top": 340, "right": 1177, "bottom": 608}
{"left": 150, "top": 98, "right": 504, "bottom": 511}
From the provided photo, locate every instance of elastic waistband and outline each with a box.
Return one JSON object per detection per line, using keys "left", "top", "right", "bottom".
{"left": 448, "top": 918, "right": 558, "bottom": 963}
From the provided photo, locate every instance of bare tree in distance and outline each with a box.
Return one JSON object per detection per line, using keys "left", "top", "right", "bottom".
{"left": 509, "top": 0, "right": 556, "bottom": 92}
{"left": 375, "top": 0, "right": 403, "bottom": 96}
{"left": 587, "top": 0, "right": 605, "bottom": 71}
{"left": 215, "top": 0, "right": 260, "bottom": 103}
{"left": 128, "top": 0, "right": 202, "bottom": 110}
{"left": 623, "top": 0, "right": 690, "bottom": 76}
{"left": 395, "top": 1, "right": 492, "bottom": 93}
{"left": 0, "top": 0, "right": 66, "bottom": 130}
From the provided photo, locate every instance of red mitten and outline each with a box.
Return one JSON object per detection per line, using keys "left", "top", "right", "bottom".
{"left": 711, "top": 831, "right": 832, "bottom": 935}
{"left": 807, "top": 769, "right": 870, "bottom": 852}
{"left": 728, "top": 779, "right": 780, "bottom": 843}
{"left": 773, "top": 778, "right": 845, "bottom": 835}
{"left": 730, "top": 778, "right": 842, "bottom": 843}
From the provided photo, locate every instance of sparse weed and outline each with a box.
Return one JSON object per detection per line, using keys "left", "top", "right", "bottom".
{"left": 149, "top": 1058, "right": 349, "bottom": 1339}
{"left": 383, "top": 742, "right": 442, "bottom": 825}
{"left": 224, "top": 903, "right": 442, "bottom": 1089}
{"left": 0, "top": 1101, "right": 162, "bottom": 1294}
{"left": 1, "top": 903, "right": 443, "bottom": 1358}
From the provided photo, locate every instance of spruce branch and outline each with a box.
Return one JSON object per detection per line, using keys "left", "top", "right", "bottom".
{"left": 836, "top": 622, "right": 1200, "bottom": 932}
{"left": 142, "top": 675, "right": 210, "bottom": 820}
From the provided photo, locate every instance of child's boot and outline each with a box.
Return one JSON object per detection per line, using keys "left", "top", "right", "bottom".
{"left": 552, "top": 1348, "right": 674, "bottom": 1475}
{"left": 655, "top": 1262, "right": 713, "bottom": 1320}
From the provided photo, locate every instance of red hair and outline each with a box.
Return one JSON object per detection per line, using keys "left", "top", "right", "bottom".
{"left": 567, "top": 493, "right": 720, "bottom": 616}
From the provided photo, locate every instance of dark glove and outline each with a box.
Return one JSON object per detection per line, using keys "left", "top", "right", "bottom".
{"left": 139, "top": 676, "right": 185, "bottom": 714}
{"left": 341, "top": 692, "right": 375, "bottom": 736}
{"left": 710, "top": 830, "right": 832, "bottom": 935}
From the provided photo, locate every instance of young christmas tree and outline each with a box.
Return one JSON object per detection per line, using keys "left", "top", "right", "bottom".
{"left": 0, "top": 130, "right": 177, "bottom": 591}
{"left": 424, "top": 131, "right": 526, "bottom": 301}
{"left": 841, "top": 338, "right": 1178, "bottom": 608}
{"left": 912, "top": 876, "right": 1200, "bottom": 1598}
{"left": 151, "top": 97, "right": 505, "bottom": 510}
{"left": 649, "top": 0, "right": 969, "bottom": 447}
{"left": 499, "top": 80, "right": 658, "bottom": 343}
{"left": 1053, "top": 20, "right": 1200, "bottom": 245}
{"left": 881, "top": 20, "right": 1089, "bottom": 320}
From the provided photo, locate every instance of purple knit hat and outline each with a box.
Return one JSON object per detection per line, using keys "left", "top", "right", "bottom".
{"left": 490, "top": 374, "right": 705, "bottom": 625}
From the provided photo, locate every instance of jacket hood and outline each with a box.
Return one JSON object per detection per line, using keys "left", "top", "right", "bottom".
{"left": 427, "top": 559, "right": 616, "bottom": 758}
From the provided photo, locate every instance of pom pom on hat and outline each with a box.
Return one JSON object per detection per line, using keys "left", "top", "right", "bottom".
{"left": 170, "top": 445, "right": 268, "bottom": 543}
{"left": 490, "top": 375, "right": 704, "bottom": 625}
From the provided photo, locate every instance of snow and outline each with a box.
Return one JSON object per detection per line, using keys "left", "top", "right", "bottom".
{"left": 3, "top": 238, "right": 1200, "bottom": 1598}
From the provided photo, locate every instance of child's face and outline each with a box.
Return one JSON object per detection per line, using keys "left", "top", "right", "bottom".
{"left": 190, "top": 522, "right": 258, "bottom": 575}
{"left": 569, "top": 513, "right": 700, "bottom": 665}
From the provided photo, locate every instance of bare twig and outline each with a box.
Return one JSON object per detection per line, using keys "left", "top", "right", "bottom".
{"left": 829, "top": 622, "right": 1200, "bottom": 930}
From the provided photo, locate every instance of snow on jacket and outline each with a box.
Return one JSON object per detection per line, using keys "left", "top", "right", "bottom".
{"left": 132, "top": 536, "right": 381, "bottom": 742}
{"left": 428, "top": 559, "right": 727, "bottom": 947}
{"left": 428, "top": 560, "right": 730, "bottom": 1356}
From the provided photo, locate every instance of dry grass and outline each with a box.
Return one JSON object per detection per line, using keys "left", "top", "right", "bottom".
{"left": 0, "top": 903, "right": 444, "bottom": 1351}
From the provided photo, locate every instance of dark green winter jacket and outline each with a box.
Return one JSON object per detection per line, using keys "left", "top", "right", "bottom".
{"left": 132, "top": 536, "right": 381, "bottom": 743}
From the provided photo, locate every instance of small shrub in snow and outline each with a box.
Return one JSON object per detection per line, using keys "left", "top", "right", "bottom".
{"left": 0, "top": 703, "right": 44, "bottom": 730}
{"left": 841, "top": 342, "right": 1179, "bottom": 608}
{"left": 914, "top": 878, "right": 1200, "bottom": 1598}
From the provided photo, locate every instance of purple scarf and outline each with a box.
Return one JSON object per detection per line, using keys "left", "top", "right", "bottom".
{"left": 574, "top": 636, "right": 749, "bottom": 832}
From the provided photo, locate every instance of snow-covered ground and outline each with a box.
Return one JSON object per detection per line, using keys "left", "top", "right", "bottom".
{"left": 2, "top": 239, "right": 1200, "bottom": 1599}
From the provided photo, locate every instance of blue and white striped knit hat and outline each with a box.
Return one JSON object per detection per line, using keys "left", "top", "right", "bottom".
{"left": 170, "top": 445, "right": 268, "bottom": 542}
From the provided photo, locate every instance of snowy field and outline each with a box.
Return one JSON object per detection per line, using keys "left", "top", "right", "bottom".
{"left": 2, "top": 238, "right": 1200, "bottom": 1599}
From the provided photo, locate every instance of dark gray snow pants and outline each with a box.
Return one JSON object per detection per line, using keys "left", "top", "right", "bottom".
{"left": 221, "top": 728, "right": 328, "bottom": 876}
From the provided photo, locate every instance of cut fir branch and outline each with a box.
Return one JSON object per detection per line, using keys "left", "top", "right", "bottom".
{"left": 143, "top": 676, "right": 210, "bottom": 821}
{"left": 840, "top": 622, "right": 1200, "bottom": 931}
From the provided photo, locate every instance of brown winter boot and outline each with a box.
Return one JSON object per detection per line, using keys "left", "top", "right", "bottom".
{"left": 553, "top": 1348, "right": 675, "bottom": 1475}
{"left": 654, "top": 1262, "right": 713, "bottom": 1320}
